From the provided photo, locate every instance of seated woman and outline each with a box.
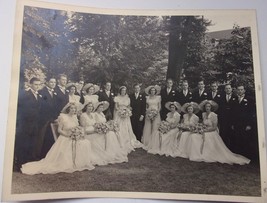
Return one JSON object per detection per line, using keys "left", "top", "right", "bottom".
{"left": 186, "top": 100, "right": 250, "bottom": 165}
{"left": 114, "top": 86, "right": 143, "bottom": 153}
{"left": 21, "top": 102, "right": 95, "bottom": 175}
{"left": 80, "top": 102, "right": 111, "bottom": 166}
{"left": 94, "top": 101, "right": 128, "bottom": 163}
{"left": 172, "top": 102, "right": 200, "bottom": 158}
{"left": 146, "top": 102, "right": 181, "bottom": 156}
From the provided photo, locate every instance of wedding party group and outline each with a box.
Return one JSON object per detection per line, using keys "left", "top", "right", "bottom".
{"left": 14, "top": 73, "right": 258, "bottom": 175}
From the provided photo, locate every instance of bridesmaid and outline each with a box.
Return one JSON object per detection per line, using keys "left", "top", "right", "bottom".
{"left": 142, "top": 85, "right": 161, "bottom": 148}
{"left": 186, "top": 100, "right": 250, "bottom": 165}
{"left": 83, "top": 83, "right": 100, "bottom": 106}
{"left": 172, "top": 102, "right": 200, "bottom": 158}
{"left": 66, "top": 83, "right": 81, "bottom": 104}
{"left": 80, "top": 102, "right": 110, "bottom": 166}
{"left": 147, "top": 101, "right": 181, "bottom": 156}
{"left": 21, "top": 102, "right": 95, "bottom": 175}
{"left": 94, "top": 101, "right": 128, "bottom": 163}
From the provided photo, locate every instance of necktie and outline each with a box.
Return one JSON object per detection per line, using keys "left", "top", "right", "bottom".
{"left": 135, "top": 93, "right": 138, "bottom": 99}
{"left": 227, "top": 95, "right": 230, "bottom": 102}
{"left": 212, "top": 92, "right": 216, "bottom": 99}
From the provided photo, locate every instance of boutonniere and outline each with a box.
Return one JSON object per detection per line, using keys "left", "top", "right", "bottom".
{"left": 100, "top": 89, "right": 103, "bottom": 92}
{"left": 38, "top": 94, "right": 42, "bottom": 98}
{"left": 111, "top": 93, "right": 114, "bottom": 96}
{"left": 189, "top": 92, "right": 192, "bottom": 95}
{"left": 204, "top": 93, "right": 207, "bottom": 95}
{"left": 140, "top": 98, "right": 142, "bottom": 101}
{"left": 66, "top": 90, "right": 69, "bottom": 93}
{"left": 233, "top": 98, "right": 236, "bottom": 100}
{"left": 245, "top": 103, "right": 248, "bottom": 106}
{"left": 172, "top": 90, "right": 175, "bottom": 93}
{"left": 54, "top": 92, "right": 57, "bottom": 95}
{"left": 217, "top": 95, "right": 220, "bottom": 97}
{"left": 243, "top": 99, "right": 247, "bottom": 102}
{"left": 139, "top": 95, "right": 142, "bottom": 98}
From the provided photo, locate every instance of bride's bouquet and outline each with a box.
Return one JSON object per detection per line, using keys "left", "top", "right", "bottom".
{"left": 94, "top": 122, "right": 109, "bottom": 134}
{"left": 118, "top": 107, "right": 132, "bottom": 119}
{"left": 107, "top": 120, "right": 120, "bottom": 133}
{"left": 146, "top": 109, "right": 158, "bottom": 121}
{"left": 70, "top": 126, "right": 85, "bottom": 140}
{"left": 158, "top": 121, "right": 171, "bottom": 134}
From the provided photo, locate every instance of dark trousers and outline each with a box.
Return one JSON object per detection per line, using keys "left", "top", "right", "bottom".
{"left": 131, "top": 116, "right": 144, "bottom": 142}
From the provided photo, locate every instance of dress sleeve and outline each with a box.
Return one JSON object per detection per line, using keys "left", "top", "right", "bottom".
{"left": 79, "top": 113, "right": 87, "bottom": 127}
{"left": 211, "top": 112, "right": 218, "bottom": 127}
{"left": 114, "top": 96, "right": 119, "bottom": 103}
{"left": 57, "top": 113, "right": 65, "bottom": 125}
{"left": 193, "top": 114, "right": 199, "bottom": 125}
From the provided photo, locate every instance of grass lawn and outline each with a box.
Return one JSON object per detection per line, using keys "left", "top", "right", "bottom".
{"left": 12, "top": 148, "right": 261, "bottom": 196}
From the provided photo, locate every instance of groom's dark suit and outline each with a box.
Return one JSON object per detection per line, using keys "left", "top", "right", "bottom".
{"left": 160, "top": 87, "right": 177, "bottom": 120}
{"left": 129, "top": 92, "right": 146, "bottom": 141}
{"left": 54, "top": 85, "right": 69, "bottom": 117}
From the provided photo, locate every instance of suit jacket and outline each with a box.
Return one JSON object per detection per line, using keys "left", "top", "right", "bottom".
{"left": 207, "top": 91, "right": 222, "bottom": 104}
{"left": 38, "top": 86, "right": 57, "bottom": 125}
{"left": 218, "top": 93, "right": 237, "bottom": 124}
{"left": 54, "top": 85, "right": 69, "bottom": 117}
{"left": 192, "top": 89, "right": 209, "bottom": 104}
{"left": 129, "top": 92, "right": 146, "bottom": 119}
{"left": 232, "top": 95, "right": 253, "bottom": 129}
{"left": 16, "top": 89, "right": 41, "bottom": 136}
{"left": 176, "top": 90, "right": 193, "bottom": 105}
{"left": 98, "top": 89, "right": 115, "bottom": 119}
{"left": 160, "top": 87, "right": 177, "bottom": 105}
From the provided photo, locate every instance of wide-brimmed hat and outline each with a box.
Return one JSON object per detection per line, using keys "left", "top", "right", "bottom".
{"left": 145, "top": 85, "right": 161, "bottom": 95}
{"left": 181, "top": 102, "right": 200, "bottom": 114}
{"left": 61, "top": 102, "right": 83, "bottom": 114}
{"left": 94, "top": 101, "right": 110, "bottom": 112}
{"left": 165, "top": 101, "right": 182, "bottom": 113}
{"left": 82, "top": 83, "right": 100, "bottom": 94}
{"left": 199, "top": 100, "right": 218, "bottom": 112}
{"left": 66, "top": 82, "right": 77, "bottom": 90}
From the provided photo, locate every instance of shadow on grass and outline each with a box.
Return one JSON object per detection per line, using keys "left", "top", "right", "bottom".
{"left": 12, "top": 149, "right": 261, "bottom": 196}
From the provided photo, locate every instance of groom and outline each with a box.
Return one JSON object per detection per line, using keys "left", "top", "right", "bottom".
{"left": 129, "top": 84, "right": 146, "bottom": 142}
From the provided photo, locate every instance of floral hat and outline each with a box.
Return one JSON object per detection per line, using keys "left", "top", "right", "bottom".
{"left": 199, "top": 100, "right": 218, "bottom": 112}
{"left": 61, "top": 102, "right": 83, "bottom": 114}
{"left": 82, "top": 83, "right": 100, "bottom": 94}
{"left": 144, "top": 85, "right": 161, "bottom": 95}
{"left": 165, "top": 101, "right": 182, "bottom": 113}
{"left": 94, "top": 101, "right": 110, "bottom": 112}
{"left": 181, "top": 102, "right": 200, "bottom": 114}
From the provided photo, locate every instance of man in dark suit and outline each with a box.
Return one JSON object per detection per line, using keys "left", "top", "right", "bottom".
{"left": 98, "top": 82, "right": 115, "bottom": 120}
{"left": 15, "top": 77, "right": 41, "bottom": 169}
{"left": 218, "top": 84, "right": 236, "bottom": 149}
{"left": 54, "top": 74, "right": 69, "bottom": 117}
{"left": 160, "top": 78, "right": 177, "bottom": 120}
{"left": 35, "top": 77, "right": 58, "bottom": 159}
{"left": 176, "top": 80, "right": 193, "bottom": 105}
{"left": 232, "top": 85, "right": 258, "bottom": 160}
{"left": 207, "top": 81, "right": 222, "bottom": 113}
{"left": 129, "top": 84, "right": 146, "bottom": 141}
{"left": 192, "top": 79, "right": 209, "bottom": 104}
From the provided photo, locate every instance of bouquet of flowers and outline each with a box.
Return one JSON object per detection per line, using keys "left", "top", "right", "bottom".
{"left": 70, "top": 126, "right": 85, "bottom": 140}
{"left": 93, "top": 122, "right": 109, "bottom": 134}
{"left": 177, "top": 123, "right": 193, "bottom": 132}
{"left": 146, "top": 109, "right": 158, "bottom": 121}
{"left": 192, "top": 123, "right": 207, "bottom": 134}
{"left": 118, "top": 107, "right": 132, "bottom": 118}
{"left": 158, "top": 121, "right": 171, "bottom": 134}
{"left": 107, "top": 120, "right": 120, "bottom": 133}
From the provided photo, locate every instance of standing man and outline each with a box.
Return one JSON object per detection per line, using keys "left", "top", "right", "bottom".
{"left": 207, "top": 81, "right": 222, "bottom": 113}
{"left": 176, "top": 80, "right": 193, "bottom": 105}
{"left": 15, "top": 77, "right": 41, "bottom": 169}
{"left": 35, "top": 76, "right": 58, "bottom": 159}
{"left": 98, "top": 81, "right": 115, "bottom": 120}
{"left": 232, "top": 85, "right": 257, "bottom": 160}
{"left": 192, "top": 79, "right": 208, "bottom": 104}
{"left": 160, "top": 78, "right": 177, "bottom": 120}
{"left": 218, "top": 84, "right": 236, "bottom": 149}
{"left": 129, "top": 84, "right": 146, "bottom": 142}
{"left": 54, "top": 74, "right": 69, "bottom": 116}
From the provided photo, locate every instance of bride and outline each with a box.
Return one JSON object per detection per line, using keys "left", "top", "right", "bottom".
{"left": 21, "top": 102, "right": 95, "bottom": 175}
{"left": 114, "top": 86, "right": 143, "bottom": 153}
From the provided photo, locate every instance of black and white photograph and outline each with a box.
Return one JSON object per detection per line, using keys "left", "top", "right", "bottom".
{"left": 1, "top": 0, "right": 267, "bottom": 202}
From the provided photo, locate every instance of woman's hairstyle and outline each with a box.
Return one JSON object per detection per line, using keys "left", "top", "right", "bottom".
{"left": 67, "top": 84, "right": 77, "bottom": 91}
{"left": 86, "top": 85, "right": 95, "bottom": 93}
{"left": 29, "top": 77, "right": 40, "bottom": 84}
{"left": 65, "top": 103, "right": 77, "bottom": 114}
{"left": 169, "top": 103, "right": 177, "bottom": 110}
{"left": 95, "top": 103, "right": 104, "bottom": 111}
{"left": 82, "top": 102, "right": 94, "bottom": 112}
{"left": 119, "top": 86, "right": 127, "bottom": 95}
{"left": 149, "top": 87, "right": 157, "bottom": 94}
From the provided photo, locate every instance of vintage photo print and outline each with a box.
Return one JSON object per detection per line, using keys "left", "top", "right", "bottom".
{"left": 2, "top": 0, "right": 267, "bottom": 202}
